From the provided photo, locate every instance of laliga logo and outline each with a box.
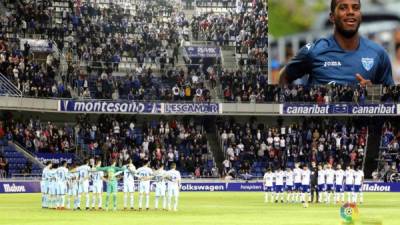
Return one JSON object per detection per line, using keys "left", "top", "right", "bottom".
{"left": 340, "top": 203, "right": 359, "bottom": 224}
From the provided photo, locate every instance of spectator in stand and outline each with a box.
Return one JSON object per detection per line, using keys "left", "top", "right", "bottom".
{"left": 0, "top": 157, "right": 7, "bottom": 178}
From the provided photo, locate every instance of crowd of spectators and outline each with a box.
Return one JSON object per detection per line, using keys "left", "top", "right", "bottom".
{"left": 0, "top": 113, "right": 217, "bottom": 177}
{"left": 377, "top": 120, "right": 400, "bottom": 181}
{"left": 0, "top": 37, "right": 71, "bottom": 98}
{"left": 217, "top": 117, "right": 367, "bottom": 178}
{"left": 191, "top": 0, "right": 267, "bottom": 70}
{"left": 0, "top": 0, "right": 221, "bottom": 102}
{"left": 74, "top": 66, "right": 212, "bottom": 101}
{"left": 381, "top": 85, "right": 400, "bottom": 103}
{"left": 220, "top": 69, "right": 368, "bottom": 103}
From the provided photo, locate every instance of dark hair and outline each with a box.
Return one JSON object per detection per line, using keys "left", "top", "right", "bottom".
{"left": 61, "top": 160, "right": 67, "bottom": 166}
{"left": 331, "top": 0, "right": 361, "bottom": 13}
{"left": 396, "top": 43, "right": 400, "bottom": 52}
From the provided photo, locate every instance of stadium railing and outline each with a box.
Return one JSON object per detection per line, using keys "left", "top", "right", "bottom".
{"left": 0, "top": 73, "right": 23, "bottom": 97}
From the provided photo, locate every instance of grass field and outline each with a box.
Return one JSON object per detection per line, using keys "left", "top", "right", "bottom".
{"left": 0, "top": 192, "right": 399, "bottom": 225}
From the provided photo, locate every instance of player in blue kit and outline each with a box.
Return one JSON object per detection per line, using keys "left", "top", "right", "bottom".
{"left": 293, "top": 163, "right": 302, "bottom": 203}
{"left": 91, "top": 160, "right": 105, "bottom": 210}
{"left": 317, "top": 164, "right": 326, "bottom": 203}
{"left": 66, "top": 164, "right": 79, "bottom": 210}
{"left": 279, "top": 0, "right": 393, "bottom": 86}
{"left": 263, "top": 168, "right": 275, "bottom": 203}
{"left": 123, "top": 160, "right": 136, "bottom": 210}
{"left": 41, "top": 161, "right": 52, "bottom": 208}
{"left": 48, "top": 164, "right": 58, "bottom": 209}
{"left": 55, "top": 161, "right": 69, "bottom": 209}
{"left": 136, "top": 160, "right": 153, "bottom": 210}
{"left": 284, "top": 168, "right": 294, "bottom": 203}
{"left": 344, "top": 165, "right": 355, "bottom": 203}
{"left": 274, "top": 167, "right": 285, "bottom": 203}
{"left": 76, "top": 159, "right": 91, "bottom": 210}
{"left": 325, "top": 164, "right": 335, "bottom": 204}
{"left": 353, "top": 166, "right": 364, "bottom": 204}
{"left": 166, "top": 163, "right": 181, "bottom": 211}
{"left": 301, "top": 165, "right": 311, "bottom": 208}
{"left": 153, "top": 164, "right": 167, "bottom": 210}
{"left": 334, "top": 164, "right": 345, "bottom": 204}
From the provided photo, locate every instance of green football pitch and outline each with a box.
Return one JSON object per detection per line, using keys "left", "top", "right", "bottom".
{"left": 0, "top": 192, "right": 399, "bottom": 225}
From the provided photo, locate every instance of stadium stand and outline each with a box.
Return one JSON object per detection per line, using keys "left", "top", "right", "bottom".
{"left": 220, "top": 71, "right": 369, "bottom": 103}
{"left": 0, "top": 114, "right": 217, "bottom": 178}
{"left": 376, "top": 120, "right": 400, "bottom": 181}
{"left": 217, "top": 117, "right": 368, "bottom": 178}
{"left": 0, "top": 138, "right": 42, "bottom": 178}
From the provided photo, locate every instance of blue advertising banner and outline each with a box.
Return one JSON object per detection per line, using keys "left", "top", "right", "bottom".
{"left": 34, "top": 153, "right": 75, "bottom": 164}
{"left": 20, "top": 39, "right": 54, "bottom": 53}
{"left": 280, "top": 103, "right": 397, "bottom": 115}
{"left": 58, "top": 100, "right": 162, "bottom": 114}
{"left": 1, "top": 181, "right": 399, "bottom": 193}
{"left": 0, "top": 181, "right": 41, "bottom": 193}
{"left": 184, "top": 46, "right": 221, "bottom": 58}
{"left": 164, "top": 103, "right": 222, "bottom": 114}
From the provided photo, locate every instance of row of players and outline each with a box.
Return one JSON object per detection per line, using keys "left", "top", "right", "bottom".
{"left": 263, "top": 163, "right": 364, "bottom": 208}
{"left": 41, "top": 159, "right": 182, "bottom": 211}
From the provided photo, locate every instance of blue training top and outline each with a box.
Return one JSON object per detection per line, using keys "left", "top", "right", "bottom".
{"left": 285, "top": 35, "right": 394, "bottom": 86}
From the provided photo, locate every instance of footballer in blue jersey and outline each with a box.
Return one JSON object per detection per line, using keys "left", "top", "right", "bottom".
{"left": 279, "top": 0, "right": 394, "bottom": 86}
{"left": 41, "top": 161, "right": 53, "bottom": 208}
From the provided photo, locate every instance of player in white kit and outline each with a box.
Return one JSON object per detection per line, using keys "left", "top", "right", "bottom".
{"left": 154, "top": 164, "right": 167, "bottom": 210}
{"left": 55, "top": 161, "right": 69, "bottom": 209}
{"left": 284, "top": 168, "right": 294, "bottom": 203}
{"left": 263, "top": 168, "right": 275, "bottom": 203}
{"left": 91, "top": 160, "right": 104, "bottom": 210}
{"left": 353, "top": 166, "right": 364, "bottom": 204}
{"left": 301, "top": 165, "right": 311, "bottom": 208}
{"left": 317, "top": 164, "right": 326, "bottom": 203}
{"left": 136, "top": 160, "right": 153, "bottom": 210}
{"left": 41, "top": 161, "right": 52, "bottom": 208}
{"left": 293, "top": 163, "right": 302, "bottom": 203}
{"left": 344, "top": 165, "right": 355, "bottom": 203}
{"left": 166, "top": 163, "right": 181, "bottom": 211}
{"left": 274, "top": 167, "right": 285, "bottom": 203}
{"left": 123, "top": 160, "right": 136, "bottom": 210}
{"left": 325, "top": 164, "right": 335, "bottom": 204}
{"left": 334, "top": 164, "right": 345, "bottom": 204}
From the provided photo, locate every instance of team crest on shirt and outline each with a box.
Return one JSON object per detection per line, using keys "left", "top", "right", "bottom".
{"left": 361, "top": 57, "right": 374, "bottom": 71}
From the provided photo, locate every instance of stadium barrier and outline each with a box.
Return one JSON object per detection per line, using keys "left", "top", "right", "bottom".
{"left": 0, "top": 181, "right": 399, "bottom": 194}
{"left": 280, "top": 103, "right": 398, "bottom": 115}
{"left": 1, "top": 96, "right": 400, "bottom": 115}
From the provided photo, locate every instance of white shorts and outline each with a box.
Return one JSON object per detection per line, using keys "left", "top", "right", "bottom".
{"left": 139, "top": 182, "right": 150, "bottom": 194}
{"left": 124, "top": 181, "right": 135, "bottom": 193}
{"left": 49, "top": 182, "right": 57, "bottom": 195}
{"left": 92, "top": 182, "right": 103, "bottom": 193}
{"left": 79, "top": 181, "right": 89, "bottom": 193}
{"left": 56, "top": 182, "right": 67, "bottom": 195}
{"left": 40, "top": 181, "right": 48, "bottom": 194}
{"left": 69, "top": 184, "right": 79, "bottom": 196}
{"left": 167, "top": 184, "right": 179, "bottom": 197}
{"left": 155, "top": 183, "right": 166, "bottom": 197}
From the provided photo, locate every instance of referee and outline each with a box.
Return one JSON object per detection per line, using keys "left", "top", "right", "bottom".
{"left": 310, "top": 162, "right": 318, "bottom": 203}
